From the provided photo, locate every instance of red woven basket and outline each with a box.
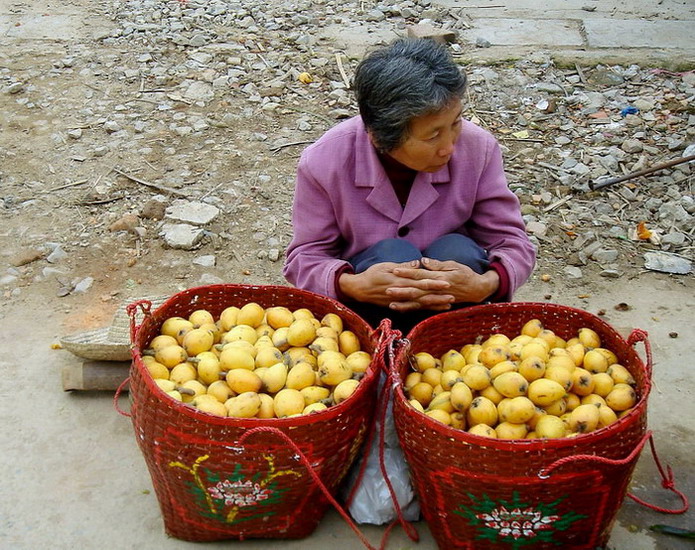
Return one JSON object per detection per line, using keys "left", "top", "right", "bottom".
{"left": 391, "top": 302, "right": 652, "bottom": 550}
{"left": 126, "top": 284, "right": 382, "bottom": 542}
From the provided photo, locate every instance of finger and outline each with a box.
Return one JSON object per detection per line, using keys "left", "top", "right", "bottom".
{"left": 421, "top": 257, "right": 460, "bottom": 271}
{"left": 418, "top": 294, "right": 455, "bottom": 308}
{"left": 388, "top": 301, "right": 422, "bottom": 312}
{"left": 392, "top": 269, "right": 450, "bottom": 288}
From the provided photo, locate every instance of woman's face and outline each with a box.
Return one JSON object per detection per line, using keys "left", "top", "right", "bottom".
{"left": 387, "top": 98, "right": 463, "bottom": 173}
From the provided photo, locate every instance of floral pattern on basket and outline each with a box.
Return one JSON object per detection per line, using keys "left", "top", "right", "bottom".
{"left": 170, "top": 454, "right": 300, "bottom": 524}
{"left": 455, "top": 492, "right": 586, "bottom": 549}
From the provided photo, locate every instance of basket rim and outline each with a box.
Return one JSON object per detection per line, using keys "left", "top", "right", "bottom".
{"left": 129, "top": 283, "right": 383, "bottom": 427}
{"left": 393, "top": 300, "right": 649, "bottom": 452}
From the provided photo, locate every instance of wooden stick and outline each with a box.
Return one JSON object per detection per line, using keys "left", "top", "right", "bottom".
{"left": 269, "top": 139, "right": 315, "bottom": 153}
{"left": 112, "top": 167, "right": 189, "bottom": 197}
{"left": 45, "top": 179, "right": 89, "bottom": 193}
{"left": 590, "top": 154, "right": 695, "bottom": 190}
{"left": 62, "top": 360, "right": 131, "bottom": 391}
{"left": 335, "top": 53, "right": 351, "bottom": 89}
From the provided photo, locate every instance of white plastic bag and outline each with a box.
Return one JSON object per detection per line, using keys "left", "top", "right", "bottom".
{"left": 343, "top": 375, "right": 420, "bottom": 525}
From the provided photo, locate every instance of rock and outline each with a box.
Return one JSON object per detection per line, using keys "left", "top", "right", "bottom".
{"left": 599, "top": 269, "right": 622, "bottom": 278}
{"left": 10, "top": 248, "right": 46, "bottom": 267}
{"left": 525, "top": 221, "right": 547, "bottom": 237}
{"left": 621, "top": 139, "right": 643, "bottom": 153}
{"left": 591, "top": 249, "right": 619, "bottom": 264}
{"left": 165, "top": 200, "right": 220, "bottom": 225}
{"left": 644, "top": 252, "right": 692, "bottom": 274}
{"left": 46, "top": 246, "right": 68, "bottom": 264}
{"left": 193, "top": 255, "right": 216, "bottom": 267}
{"left": 5, "top": 82, "right": 24, "bottom": 94}
{"left": 564, "top": 266, "right": 583, "bottom": 279}
{"left": 140, "top": 199, "right": 167, "bottom": 220}
{"left": 67, "top": 129, "right": 83, "bottom": 140}
{"left": 73, "top": 277, "right": 94, "bottom": 293}
{"left": 268, "top": 249, "right": 281, "bottom": 262}
{"left": 0, "top": 274, "right": 19, "bottom": 286}
{"left": 160, "top": 223, "right": 206, "bottom": 250}
{"left": 109, "top": 213, "right": 140, "bottom": 233}
{"left": 633, "top": 98, "right": 655, "bottom": 111}
{"left": 407, "top": 23, "right": 457, "bottom": 44}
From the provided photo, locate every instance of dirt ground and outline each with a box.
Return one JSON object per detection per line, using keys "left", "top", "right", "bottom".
{"left": 1, "top": 0, "right": 693, "bottom": 549}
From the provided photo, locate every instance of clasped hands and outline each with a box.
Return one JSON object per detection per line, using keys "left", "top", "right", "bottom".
{"left": 339, "top": 257, "right": 499, "bottom": 312}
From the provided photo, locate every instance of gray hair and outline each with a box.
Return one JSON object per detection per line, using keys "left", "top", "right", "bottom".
{"left": 353, "top": 38, "right": 467, "bottom": 152}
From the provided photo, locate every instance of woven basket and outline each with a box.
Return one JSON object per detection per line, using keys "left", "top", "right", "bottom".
{"left": 391, "top": 302, "right": 651, "bottom": 550}
{"left": 60, "top": 295, "right": 168, "bottom": 361}
{"left": 127, "top": 284, "right": 382, "bottom": 542}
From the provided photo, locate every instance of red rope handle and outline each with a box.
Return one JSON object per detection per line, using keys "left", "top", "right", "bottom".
{"left": 539, "top": 430, "right": 653, "bottom": 479}
{"left": 113, "top": 376, "right": 131, "bottom": 417}
{"left": 375, "top": 338, "right": 419, "bottom": 548}
{"left": 627, "top": 328, "right": 652, "bottom": 380}
{"left": 238, "top": 426, "right": 377, "bottom": 550}
{"left": 539, "top": 431, "right": 689, "bottom": 514}
{"left": 345, "top": 319, "right": 399, "bottom": 508}
{"left": 626, "top": 434, "right": 690, "bottom": 514}
{"left": 126, "top": 299, "right": 154, "bottom": 343}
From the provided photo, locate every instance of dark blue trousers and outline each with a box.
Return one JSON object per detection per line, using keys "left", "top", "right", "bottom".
{"left": 345, "top": 234, "right": 489, "bottom": 334}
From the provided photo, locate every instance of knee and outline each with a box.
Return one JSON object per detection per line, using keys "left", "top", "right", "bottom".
{"left": 350, "top": 238, "right": 421, "bottom": 272}
{"left": 423, "top": 234, "right": 489, "bottom": 273}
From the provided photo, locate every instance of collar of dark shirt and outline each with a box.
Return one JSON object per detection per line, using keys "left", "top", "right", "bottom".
{"left": 377, "top": 150, "right": 417, "bottom": 206}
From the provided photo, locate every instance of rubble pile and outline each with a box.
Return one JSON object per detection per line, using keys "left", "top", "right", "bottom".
{"left": 1, "top": 0, "right": 692, "bottom": 298}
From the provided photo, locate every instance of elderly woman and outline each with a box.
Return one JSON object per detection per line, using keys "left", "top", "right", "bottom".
{"left": 283, "top": 38, "right": 536, "bottom": 333}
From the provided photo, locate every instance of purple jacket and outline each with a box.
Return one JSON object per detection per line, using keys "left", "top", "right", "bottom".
{"left": 283, "top": 116, "right": 536, "bottom": 300}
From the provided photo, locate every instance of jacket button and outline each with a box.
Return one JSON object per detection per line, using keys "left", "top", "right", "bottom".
{"left": 398, "top": 226, "right": 409, "bottom": 237}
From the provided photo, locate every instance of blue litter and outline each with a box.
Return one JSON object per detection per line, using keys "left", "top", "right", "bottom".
{"left": 621, "top": 106, "right": 639, "bottom": 117}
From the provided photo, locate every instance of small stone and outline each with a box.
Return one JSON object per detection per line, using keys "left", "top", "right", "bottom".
{"left": 6, "top": 82, "right": 24, "bottom": 94}
{"left": 10, "top": 248, "right": 45, "bottom": 267}
{"left": 165, "top": 200, "right": 220, "bottom": 225}
{"left": 46, "top": 246, "right": 68, "bottom": 264}
{"left": 67, "top": 128, "right": 83, "bottom": 139}
{"left": 140, "top": 199, "right": 167, "bottom": 220}
{"left": 73, "top": 277, "right": 94, "bottom": 293}
{"left": 564, "top": 266, "right": 583, "bottom": 279}
{"left": 268, "top": 249, "right": 281, "bottom": 262}
{"left": 193, "top": 255, "right": 216, "bottom": 267}
{"left": 644, "top": 252, "right": 692, "bottom": 274}
{"left": 599, "top": 269, "right": 622, "bottom": 278}
{"left": 109, "top": 213, "right": 140, "bottom": 233}
{"left": 160, "top": 223, "right": 205, "bottom": 250}
{"left": 621, "top": 139, "right": 643, "bottom": 154}
{"left": 104, "top": 121, "right": 121, "bottom": 133}
{"left": 475, "top": 37, "right": 491, "bottom": 48}
{"left": 407, "top": 23, "right": 457, "bottom": 44}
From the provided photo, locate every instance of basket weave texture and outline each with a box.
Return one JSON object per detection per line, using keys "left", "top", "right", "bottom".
{"left": 391, "top": 302, "right": 651, "bottom": 550}
{"left": 128, "top": 284, "right": 381, "bottom": 542}
{"left": 60, "top": 295, "right": 167, "bottom": 361}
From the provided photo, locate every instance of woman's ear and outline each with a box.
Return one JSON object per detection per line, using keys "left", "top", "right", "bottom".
{"left": 367, "top": 131, "right": 385, "bottom": 154}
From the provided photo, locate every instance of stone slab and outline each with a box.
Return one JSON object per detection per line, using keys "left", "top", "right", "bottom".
{"left": 434, "top": 0, "right": 695, "bottom": 19}
{"left": 584, "top": 19, "right": 695, "bottom": 50}
{"left": 1, "top": 14, "right": 83, "bottom": 40}
{"left": 461, "top": 18, "right": 584, "bottom": 47}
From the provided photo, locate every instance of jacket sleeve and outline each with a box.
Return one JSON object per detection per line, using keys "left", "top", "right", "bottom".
{"left": 282, "top": 153, "right": 352, "bottom": 300}
{"left": 464, "top": 139, "right": 537, "bottom": 298}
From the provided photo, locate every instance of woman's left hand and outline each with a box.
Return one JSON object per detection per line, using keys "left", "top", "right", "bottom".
{"left": 391, "top": 257, "right": 499, "bottom": 305}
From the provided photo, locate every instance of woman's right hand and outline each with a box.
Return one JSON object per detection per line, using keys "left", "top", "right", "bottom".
{"left": 338, "top": 261, "right": 454, "bottom": 311}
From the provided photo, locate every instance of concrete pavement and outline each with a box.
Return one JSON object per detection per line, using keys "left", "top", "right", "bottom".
{"left": 434, "top": 0, "right": 695, "bottom": 68}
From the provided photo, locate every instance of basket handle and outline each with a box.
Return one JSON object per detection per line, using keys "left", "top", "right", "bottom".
{"left": 627, "top": 328, "right": 653, "bottom": 380}
{"left": 237, "top": 426, "right": 378, "bottom": 550}
{"left": 113, "top": 376, "right": 132, "bottom": 417}
{"left": 126, "top": 299, "right": 154, "bottom": 343}
{"left": 539, "top": 431, "right": 689, "bottom": 514}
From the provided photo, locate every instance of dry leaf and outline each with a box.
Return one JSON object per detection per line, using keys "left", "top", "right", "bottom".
{"left": 636, "top": 221, "right": 652, "bottom": 240}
